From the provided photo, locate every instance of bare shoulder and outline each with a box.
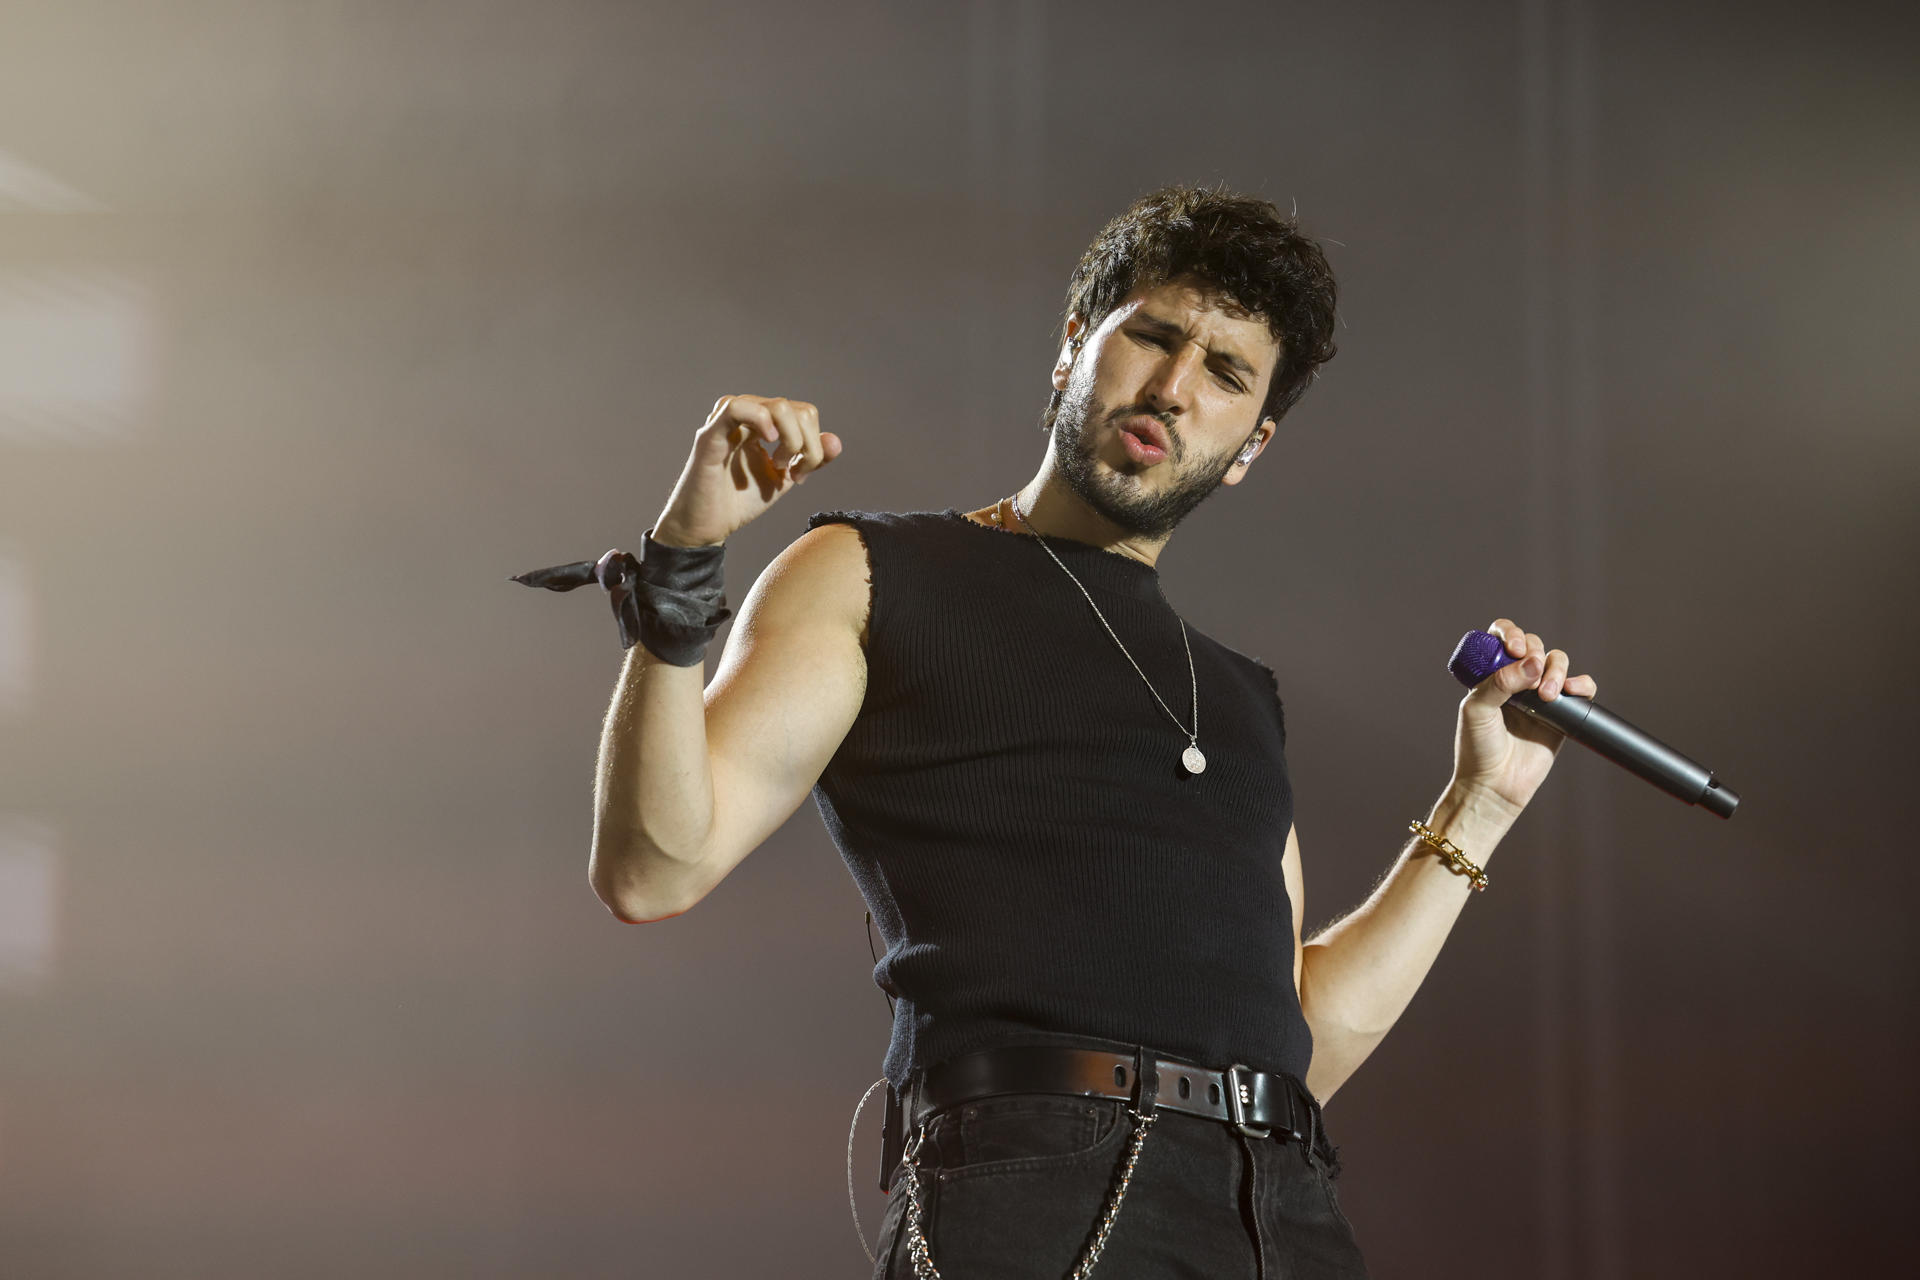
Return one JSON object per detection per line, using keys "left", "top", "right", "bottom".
{"left": 740, "top": 520, "right": 872, "bottom": 651}
{"left": 703, "top": 517, "right": 870, "bottom": 798}
{"left": 708, "top": 520, "right": 871, "bottom": 722}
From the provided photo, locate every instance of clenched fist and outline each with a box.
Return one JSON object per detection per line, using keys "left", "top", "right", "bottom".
{"left": 652, "top": 395, "right": 844, "bottom": 548}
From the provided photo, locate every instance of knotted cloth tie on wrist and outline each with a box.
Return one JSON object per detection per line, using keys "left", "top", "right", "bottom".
{"left": 509, "top": 528, "right": 731, "bottom": 666}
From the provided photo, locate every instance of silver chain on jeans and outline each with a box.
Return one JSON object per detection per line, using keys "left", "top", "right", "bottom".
{"left": 848, "top": 1078, "right": 891, "bottom": 1263}
{"left": 895, "top": 1105, "right": 1159, "bottom": 1280}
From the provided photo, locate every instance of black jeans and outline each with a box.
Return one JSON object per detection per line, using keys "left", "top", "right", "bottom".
{"left": 871, "top": 1092, "right": 1370, "bottom": 1279}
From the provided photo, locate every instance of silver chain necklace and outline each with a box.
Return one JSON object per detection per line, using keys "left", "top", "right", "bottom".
{"left": 1009, "top": 492, "right": 1206, "bottom": 775}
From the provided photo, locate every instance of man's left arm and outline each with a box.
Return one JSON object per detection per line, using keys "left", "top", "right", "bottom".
{"left": 1289, "top": 618, "right": 1596, "bottom": 1103}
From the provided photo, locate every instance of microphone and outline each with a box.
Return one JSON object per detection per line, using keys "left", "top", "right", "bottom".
{"left": 1447, "top": 630, "right": 1741, "bottom": 819}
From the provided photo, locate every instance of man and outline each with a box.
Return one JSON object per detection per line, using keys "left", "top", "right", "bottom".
{"left": 586, "top": 185, "right": 1594, "bottom": 1278}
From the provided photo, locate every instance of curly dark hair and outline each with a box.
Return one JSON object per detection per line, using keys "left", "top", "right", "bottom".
{"left": 1048, "top": 183, "right": 1339, "bottom": 430}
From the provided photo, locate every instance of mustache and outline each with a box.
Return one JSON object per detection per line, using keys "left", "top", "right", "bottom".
{"left": 1109, "top": 405, "right": 1175, "bottom": 427}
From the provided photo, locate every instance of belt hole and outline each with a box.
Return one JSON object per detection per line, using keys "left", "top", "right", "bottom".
{"left": 1113, "top": 1065, "right": 1128, "bottom": 1088}
{"left": 1208, "top": 1081, "right": 1221, "bottom": 1105}
{"left": 1178, "top": 1076, "right": 1191, "bottom": 1100}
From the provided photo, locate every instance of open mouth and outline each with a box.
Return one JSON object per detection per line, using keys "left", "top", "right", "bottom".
{"left": 1119, "top": 428, "right": 1166, "bottom": 464}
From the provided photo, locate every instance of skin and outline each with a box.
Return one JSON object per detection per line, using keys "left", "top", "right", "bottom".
{"left": 592, "top": 276, "right": 1597, "bottom": 1103}
{"left": 988, "top": 278, "right": 1278, "bottom": 563}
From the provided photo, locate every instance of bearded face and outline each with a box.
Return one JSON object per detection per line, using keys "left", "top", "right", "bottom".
{"left": 1039, "top": 281, "right": 1280, "bottom": 541}
{"left": 1049, "top": 377, "right": 1251, "bottom": 540}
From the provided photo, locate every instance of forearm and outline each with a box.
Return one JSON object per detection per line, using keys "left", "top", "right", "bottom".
{"left": 1300, "top": 783, "right": 1519, "bottom": 1100}
{"left": 589, "top": 642, "right": 716, "bottom": 921}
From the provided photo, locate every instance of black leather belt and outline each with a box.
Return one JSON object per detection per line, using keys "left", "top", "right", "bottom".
{"left": 880, "top": 1044, "right": 1332, "bottom": 1192}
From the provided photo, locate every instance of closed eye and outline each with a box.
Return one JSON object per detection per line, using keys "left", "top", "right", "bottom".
{"left": 1132, "top": 330, "right": 1245, "bottom": 393}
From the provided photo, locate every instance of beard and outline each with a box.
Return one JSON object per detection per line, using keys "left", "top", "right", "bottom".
{"left": 1049, "top": 380, "right": 1246, "bottom": 539}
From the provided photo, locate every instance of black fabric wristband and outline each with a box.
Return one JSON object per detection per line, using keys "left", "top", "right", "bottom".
{"left": 508, "top": 527, "right": 732, "bottom": 665}
{"left": 624, "top": 528, "right": 731, "bottom": 665}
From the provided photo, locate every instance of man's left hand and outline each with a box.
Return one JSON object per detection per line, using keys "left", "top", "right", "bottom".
{"left": 1451, "top": 617, "right": 1599, "bottom": 813}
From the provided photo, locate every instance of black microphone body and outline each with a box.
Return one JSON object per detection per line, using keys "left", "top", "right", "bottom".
{"left": 1447, "top": 629, "right": 1740, "bottom": 819}
{"left": 1501, "top": 688, "right": 1739, "bottom": 818}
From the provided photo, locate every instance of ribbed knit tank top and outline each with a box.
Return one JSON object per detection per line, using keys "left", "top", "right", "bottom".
{"left": 805, "top": 508, "right": 1311, "bottom": 1089}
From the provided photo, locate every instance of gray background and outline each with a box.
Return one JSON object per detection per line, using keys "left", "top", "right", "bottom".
{"left": 1, "top": 0, "right": 1915, "bottom": 1275}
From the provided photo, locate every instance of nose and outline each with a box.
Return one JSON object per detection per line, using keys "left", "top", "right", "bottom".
{"left": 1140, "top": 342, "right": 1203, "bottom": 416}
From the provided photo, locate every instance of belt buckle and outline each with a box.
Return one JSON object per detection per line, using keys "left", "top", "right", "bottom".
{"left": 1223, "top": 1064, "right": 1269, "bottom": 1139}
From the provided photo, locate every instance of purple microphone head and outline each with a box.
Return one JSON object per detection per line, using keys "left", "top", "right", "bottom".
{"left": 1448, "top": 630, "right": 1518, "bottom": 689}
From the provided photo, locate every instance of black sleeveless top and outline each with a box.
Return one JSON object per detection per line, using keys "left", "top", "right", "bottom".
{"left": 805, "top": 508, "right": 1311, "bottom": 1088}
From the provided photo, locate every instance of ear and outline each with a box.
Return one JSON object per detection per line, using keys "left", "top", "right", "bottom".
{"left": 1220, "top": 419, "right": 1276, "bottom": 488}
{"left": 1051, "top": 312, "right": 1088, "bottom": 390}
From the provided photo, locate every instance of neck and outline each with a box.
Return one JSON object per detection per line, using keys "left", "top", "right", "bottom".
{"left": 1010, "top": 458, "right": 1170, "bottom": 569}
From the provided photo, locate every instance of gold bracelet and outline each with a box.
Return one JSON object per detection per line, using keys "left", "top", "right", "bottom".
{"left": 1409, "top": 819, "right": 1489, "bottom": 892}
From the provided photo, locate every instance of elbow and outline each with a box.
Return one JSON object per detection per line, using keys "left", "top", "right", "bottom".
{"left": 1298, "top": 943, "right": 1398, "bottom": 1041}
{"left": 604, "top": 897, "right": 694, "bottom": 925}
{"left": 1298, "top": 953, "right": 1388, "bottom": 1102}
{"left": 591, "top": 870, "right": 695, "bottom": 925}
{"left": 589, "top": 836, "right": 702, "bottom": 924}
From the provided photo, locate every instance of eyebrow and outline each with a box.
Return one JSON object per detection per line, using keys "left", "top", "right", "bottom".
{"left": 1129, "top": 310, "right": 1261, "bottom": 381}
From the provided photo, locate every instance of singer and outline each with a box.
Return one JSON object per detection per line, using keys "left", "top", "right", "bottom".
{"left": 585, "top": 185, "right": 1594, "bottom": 1278}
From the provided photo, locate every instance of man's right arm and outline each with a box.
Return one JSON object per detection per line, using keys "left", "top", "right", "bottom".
{"left": 588, "top": 518, "right": 870, "bottom": 922}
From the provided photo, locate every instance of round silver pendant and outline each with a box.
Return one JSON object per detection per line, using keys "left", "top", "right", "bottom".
{"left": 1182, "top": 744, "right": 1207, "bottom": 775}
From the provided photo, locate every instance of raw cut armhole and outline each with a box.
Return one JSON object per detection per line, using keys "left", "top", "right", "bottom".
{"left": 804, "top": 511, "right": 878, "bottom": 652}
{"left": 1256, "top": 659, "right": 1288, "bottom": 751}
